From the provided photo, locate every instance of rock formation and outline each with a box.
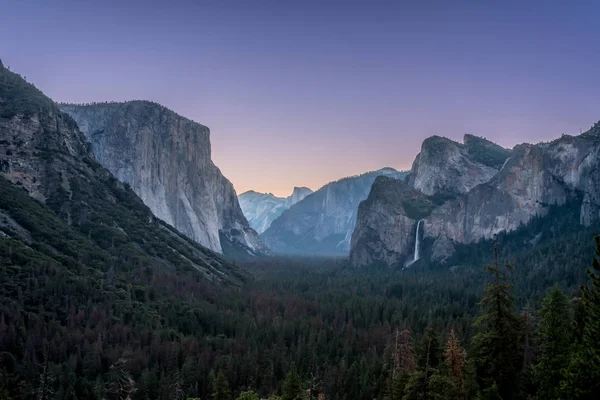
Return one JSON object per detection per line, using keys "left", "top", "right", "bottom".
{"left": 238, "top": 187, "right": 313, "bottom": 234}
{"left": 351, "top": 130, "right": 600, "bottom": 266}
{"left": 60, "top": 102, "right": 268, "bottom": 256}
{"left": 0, "top": 63, "right": 242, "bottom": 283}
{"left": 262, "top": 168, "right": 408, "bottom": 255}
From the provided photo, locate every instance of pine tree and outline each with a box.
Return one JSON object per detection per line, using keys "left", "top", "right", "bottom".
{"left": 471, "top": 247, "right": 524, "bottom": 399}
{"left": 563, "top": 235, "right": 600, "bottom": 399}
{"left": 282, "top": 364, "right": 304, "bottom": 400}
{"left": 427, "top": 372, "right": 461, "bottom": 400}
{"left": 403, "top": 327, "right": 442, "bottom": 400}
{"left": 383, "top": 328, "right": 416, "bottom": 400}
{"left": 106, "top": 358, "right": 133, "bottom": 400}
{"left": 401, "top": 370, "right": 427, "bottom": 400}
{"left": 416, "top": 327, "right": 441, "bottom": 374}
{"left": 211, "top": 371, "right": 231, "bottom": 400}
{"left": 444, "top": 329, "right": 466, "bottom": 391}
{"left": 35, "top": 344, "right": 55, "bottom": 400}
{"left": 236, "top": 390, "right": 259, "bottom": 400}
{"left": 533, "top": 285, "right": 572, "bottom": 399}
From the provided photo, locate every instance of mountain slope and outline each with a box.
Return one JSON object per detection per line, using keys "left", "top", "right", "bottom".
{"left": 350, "top": 128, "right": 600, "bottom": 266}
{"left": 0, "top": 62, "right": 243, "bottom": 284}
{"left": 59, "top": 101, "right": 268, "bottom": 256}
{"left": 261, "top": 168, "right": 408, "bottom": 255}
{"left": 238, "top": 186, "right": 313, "bottom": 233}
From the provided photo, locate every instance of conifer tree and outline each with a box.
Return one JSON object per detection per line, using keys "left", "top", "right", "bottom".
{"left": 563, "top": 235, "right": 600, "bottom": 399}
{"left": 211, "top": 371, "right": 231, "bottom": 400}
{"left": 471, "top": 247, "right": 524, "bottom": 399}
{"left": 282, "top": 364, "right": 304, "bottom": 400}
{"left": 533, "top": 285, "right": 572, "bottom": 399}
{"left": 106, "top": 358, "right": 133, "bottom": 400}
{"left": 383, "top": 329, "right": 416, "bottom": 400}
{"left": 445, "top": 329, "right": 466, "bottom": 390}
{"left": 403, "top": 327, "right": 442, "bottom": 400}
{"left": 236, "top": 390, "right": 259, "bottom": 400}
{"left": 416, "top": 327, "right": 441, "bottom": 373}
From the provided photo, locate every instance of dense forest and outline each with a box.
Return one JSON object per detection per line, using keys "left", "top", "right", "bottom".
{"left": 1, "top": 175, "right": 600, "bottom": 400}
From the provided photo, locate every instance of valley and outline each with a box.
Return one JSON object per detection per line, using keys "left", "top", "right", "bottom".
{"left": 2, "top": 33, "right": 600, "bottom": 400}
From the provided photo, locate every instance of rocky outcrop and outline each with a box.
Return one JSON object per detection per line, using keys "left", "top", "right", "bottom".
{"left": 285, "top": 186, "right": 314, "bottom": 208}
{"left": 0, "top": 63, "right": 242, "bottom": 284}
{"left": 350, "top": 128, "right": 600, "bottom": 267}
{"left": 350, "top": 176, "right": 434, "bottom": 266}
{"left": 60, "top": 102, "right": 268, "bottom": 256}
{"left": 262, "top": 168, "right": 408, "bottom": 255}
{"left": 408, "top": 135, "right": 508, "bottom": 197}
{"left": 238, "top": 187, "right": 313, "bottom": 234}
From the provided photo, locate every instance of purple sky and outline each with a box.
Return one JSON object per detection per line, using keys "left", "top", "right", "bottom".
{"left": 2, "top": 0, "right": 600, "bottom": 196}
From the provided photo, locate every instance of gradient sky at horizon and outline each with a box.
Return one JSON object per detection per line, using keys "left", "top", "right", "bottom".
{"left": 2, "top": 0, "right": 600, "bottom": 196}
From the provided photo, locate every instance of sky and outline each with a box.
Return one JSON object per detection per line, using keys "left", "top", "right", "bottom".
{"left": 1, "top": 0, "right": 600, "bottom": 196}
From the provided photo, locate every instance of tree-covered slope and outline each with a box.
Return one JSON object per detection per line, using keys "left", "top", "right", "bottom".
{"left": 0, "top": 61, "right": 242, "bottom": 284}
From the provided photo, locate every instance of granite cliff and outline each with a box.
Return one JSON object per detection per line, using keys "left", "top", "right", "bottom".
{"left": 0, "top": 63, "right": 243, "bottom": 283}
{"left": 408, "top": 134, "right": 509, "bottom": 197}
{"left": 60, "top": 102, "right": 268, "bottom": 256}
{"left": 262, "top": 168, "right": 408, "bottom": 255}
{"left": 238, "top": 186, "right": 313, "bottom": 233}
{"left": 351, "top": 130, "right": 600, "bottom": 266}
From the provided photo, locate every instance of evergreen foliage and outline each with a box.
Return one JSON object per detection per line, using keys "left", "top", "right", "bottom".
{"left": 471, "top": 250, "right": 524, "bottom": 398}
{"left": 562, "top": 236, "right": 600, "bottom": 399}
{"left": 281, "top": 365, "right": 304, "bottom": 400}
{"left": 533, "top": 285, "right": 572, "bottom": 399}
{"left": 236, "top": 390, "right": 259, "bottom": 400}
{"left": 211, "top": 372, "right": 231, "bottom": 400}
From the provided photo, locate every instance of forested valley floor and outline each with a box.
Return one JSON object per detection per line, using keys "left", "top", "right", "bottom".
{"left": 2, "top": 197, "right": 600, "bottom": 399}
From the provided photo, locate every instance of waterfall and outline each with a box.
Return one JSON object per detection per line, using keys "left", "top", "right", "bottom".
{"left": 404, "top": 219, "right": 423, "bottom": 269}
{"left": 413, "top": 220, "right": 422, "bottom": 262}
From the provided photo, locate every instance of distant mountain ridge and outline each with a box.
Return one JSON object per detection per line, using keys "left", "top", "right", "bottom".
{"left": 350, "top": 130, "right": 600, "bottom": 267}
{"left": 261, "top": 168, "right": 409, "bottom": 255}
{"left": 238, "top": 186, "right": 313, "bottom": 233}
{"left": 60, "top": 101, "right": 268, "bottom": 257}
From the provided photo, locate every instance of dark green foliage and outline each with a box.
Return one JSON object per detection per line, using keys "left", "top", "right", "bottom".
{"left": 533, "top": 285, "right": 572, "bottom": 399}
{"left": 0, "top": 63, "right": 55, "bottom": 119}
{"left": 400, "top": 198, "right": 436, "bottom": 220}
{"left": 211, "top": 371, "right": 232, "bottom": 400}
{"left": 463, "top": 134, "right": 511, "bottom": 169}
{"left": 281, "top": 365, "right": 303, "bottom": 400}
{"left": 562, "top": 236, "right": 600, "bottom": 399}
{"left": 236, "top": 390, "right": 259, "bottom": 400}
{"left": 383, "top": 374, "right": 408, "bottom": 400}
{"left": 1, "top": 167, "right": 599, "bottom": 399}
{"left": 471, "top": 253, "right": 524, "bottom": 399}
{"left": 416, "top": 327, "right": 442, "bottom": 372}
{"left": 427, "top": 372, "right": 461, "bottom": 400}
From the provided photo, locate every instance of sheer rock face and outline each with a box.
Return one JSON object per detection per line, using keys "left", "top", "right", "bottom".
{"left": 60, "top": 102, "right": 268, "bottom": 256}
{"left": 408, "top": 135, "right": 508, "bottom": 197}
{"left": 0, "top": 64, "right": 241, "bottom": 283}
{"left": 350, "top": 128, "right": 600, "bottom": 266}
{"left": 262, "top": 168, "right": 408, "bottom": 255}
{"left": 349, "top": 177, "right": 433, "bottom": 266}
{"left": 238, "top": 187, "right": 313, "bottom": 234}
